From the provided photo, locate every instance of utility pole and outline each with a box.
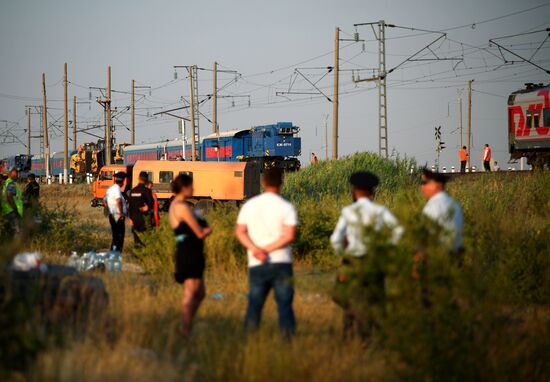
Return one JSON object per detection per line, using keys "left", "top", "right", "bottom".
{"left": 324, "top": 114, "right": 329, "bottom": 160}
{"left": 188, "top": 65, "right": 199, "bottom": 161}
{"left": 467, "top": 79, "right": 473, "bottom": 170}
{"left": 213, "top": 61, "right": 217, "bottom": 135}
{"left": 332, "top": 27, "right": 340, "bottom": 160}
{"left": 63, "top": 63, "right": 68, "bottom": 183}
{"left": 106, "top": 66, "right": 112, "bottom": 165}
{"left": 27, "top": 107, "right": 31, "bottom": 156}
{"left": 42, "top": 73, "right": 50, "bottom": 179}
{"left": 131, "top": 79, "right": 135, "bottom": 145}
{"left": 378, "top": 20, "right": 388, "bottom": 159}
{"left": 131, "top": 80, "right": 135, "bottom": 145}
{"left": 73, "top": 96, "right": 77, "bottom": 151}
{"left": 457, "top": 89, "right": 463, "bottom": 148}
{"left": 352, "top": 20, "right": 389, "bottom": 158}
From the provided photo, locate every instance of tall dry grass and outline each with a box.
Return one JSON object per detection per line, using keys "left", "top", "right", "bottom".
{"left": 1, "top": 155, "right": 549, "bottom": 381}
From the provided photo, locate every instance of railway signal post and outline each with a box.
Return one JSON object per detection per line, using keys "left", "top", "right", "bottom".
{"left": 435, "top": 125, "right": 445, "bottom": 170}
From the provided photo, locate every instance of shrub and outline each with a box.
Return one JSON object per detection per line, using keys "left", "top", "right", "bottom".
{"left": 282, "top": 152, "right": 416, "bottom": 203}
{"left": 129, "top": 206, "right": 247, "bottom": 276}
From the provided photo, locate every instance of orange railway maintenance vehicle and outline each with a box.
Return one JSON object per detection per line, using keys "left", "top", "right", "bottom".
{"left": 91, "top": 160, "right": 261, "bottom": 208}
{"left": 90, "top": 164, "right": 133, "bottom": 207}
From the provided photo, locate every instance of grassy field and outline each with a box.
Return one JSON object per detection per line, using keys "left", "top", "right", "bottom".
{"left": 1, "top": 152, "right": 549, "bottom": 381}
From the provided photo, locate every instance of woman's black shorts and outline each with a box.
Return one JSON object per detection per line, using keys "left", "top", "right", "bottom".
{"left": 174, "top": 240, "right": 205, "bottom": 283}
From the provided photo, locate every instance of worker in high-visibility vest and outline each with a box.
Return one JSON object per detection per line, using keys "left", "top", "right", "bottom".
{"left": 458, "top": 146, "right": 468, "bottom": 173}
{"left": 2, "top": 167, "right": 24, "bottom": 234}
{"left": 482, "top": 144, "right": 492, "bottom": 172}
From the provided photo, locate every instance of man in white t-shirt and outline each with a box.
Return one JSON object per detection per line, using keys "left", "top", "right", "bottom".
{"left": 236, "top": 168, "right": 298, "bottom": 338}
{"left": 104, "top": 171, "right": 127, "bottom": 252}
{"left": 420, "top": 169, "right": 464, "bottom": 254}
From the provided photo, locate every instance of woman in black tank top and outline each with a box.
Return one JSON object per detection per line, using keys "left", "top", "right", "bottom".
{"left": 169, "top": 174, "right": 212, "bottom": 336}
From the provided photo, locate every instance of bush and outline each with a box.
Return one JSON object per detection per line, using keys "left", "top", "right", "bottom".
{"left": 340, "top": 206, "right": 550, "bottom": 380}
{"left": 129, "top": 206, "right": 247, "bottom": 276}
{"left": 282, "top": 152, "right": 416, "bottom": 203}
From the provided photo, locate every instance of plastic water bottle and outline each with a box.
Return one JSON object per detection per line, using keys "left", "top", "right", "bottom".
{"left": 77, "top": 252, "right": 89, "bottom": 271}
{"left": 112, "top": 252, "right": 122, "bottom": 272}
{"left": 85, "top": 251, "right": 98, "bottom": 271}
{"left": 67, "top": 251, "right": 79, "bottom": 268}
{"left": 105, "top": 252, "right": 115, "bottom": 272}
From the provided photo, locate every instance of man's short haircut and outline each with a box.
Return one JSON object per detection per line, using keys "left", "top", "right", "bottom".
{"left": 171, "top": 173, "right": 193, "bottom": 194}
{"left": 114, "top": 172, "right": 126, "bottom": 183}
{"left": 28, "top": 173, "right": 36, "bottom": 180}
{"left": 349, "top": 171, "right": 379, "bottom": 193}
{"left": 421, "top": 168, "right": 448, "bottom": 184}
{"left": 262, "top": 168, "right": 283, "bottom": 188}
{"left": 462, "top": 146, "right": 467, "bottom": 149}
{"left": 139, "top": 171, "right": 149, "bottom": 181}
{"left": 9, "top": 167, "right": 18, "bottom": 173}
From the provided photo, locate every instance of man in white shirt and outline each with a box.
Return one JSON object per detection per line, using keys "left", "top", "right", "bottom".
{"left": 104, "top": 172, "right": 127, "bottom": 252}
{"left": 330, "top": 171, "right": 403, "bottom": 338}
{"left": 236, "top": 168, "right": 298, "bottom": 338}
{"left": 420, "top": 169, "right": 464, "bottom": 255}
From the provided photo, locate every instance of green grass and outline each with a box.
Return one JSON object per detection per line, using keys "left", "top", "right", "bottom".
{"left": 1, "top": 153, "right": 549, "bottom": 381}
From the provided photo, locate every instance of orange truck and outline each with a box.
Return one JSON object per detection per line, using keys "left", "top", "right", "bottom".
{"left": 90, "top": 165, "right": 133, "bottom": 207}
{"left": 91, "top": 160, "right": 260, "bottom": 208}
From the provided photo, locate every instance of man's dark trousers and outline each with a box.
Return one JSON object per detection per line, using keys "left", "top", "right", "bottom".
{"left": 109, "top": 215, "right": 125, "bottom": 252}
{"left": 483, "top": 161, "right": 491, "bottom": 172}
{"left": 460, "top": 161, "right": 466, "bottom": 173}
{"left": 245, "top": 263, "right": 295, "bottom": 337}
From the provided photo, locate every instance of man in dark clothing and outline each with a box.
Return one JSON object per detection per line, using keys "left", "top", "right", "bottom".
{"left": 23, "top": 173, "right": 40, "bottom": 213}
{"left": 128, "top": 171, "right": 155, "bottom": 246}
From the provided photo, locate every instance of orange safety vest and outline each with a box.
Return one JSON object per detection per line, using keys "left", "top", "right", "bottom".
{"left": 483, "top": 147, "right": 491, "bottom": 162}
{"left": 459, "top": 149, "right": 467, "bottom": 162}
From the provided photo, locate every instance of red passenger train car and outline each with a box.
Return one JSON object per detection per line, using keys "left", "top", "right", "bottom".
{"left": 508, "top": 83, "right": 550, "bottom": 168}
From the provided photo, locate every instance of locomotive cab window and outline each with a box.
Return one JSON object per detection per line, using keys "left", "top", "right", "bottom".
{"left": 100, "top": 171, "right": 113, "bottom": 180}
{"left": 544, "top": 108, "right": 550, "bottom": 127}
{"left": 533, "top": 109, "right": 540, "bottom": 128}
{"left": 179, "top": 171, "right": 193, "bottom": 179}
{"left": 143, "top": 171, "right": 153, "bottom": 183}
{"left": 159, "top": 171, "right": 173, "bottom": 183}
{"left": 526, "top": 110, "right": 533, "bottom": 129}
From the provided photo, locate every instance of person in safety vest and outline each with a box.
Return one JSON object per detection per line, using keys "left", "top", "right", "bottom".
{"left": 2, "top": 167, "right": 24, "bottom": 234}
{"left": 459, "top": 146, "right": 468, "bottom": 173}
{"left": 482, "top": 144, "right": 492, "bottom": 172}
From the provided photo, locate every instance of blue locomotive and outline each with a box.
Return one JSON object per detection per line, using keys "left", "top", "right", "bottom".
{"left": 124, "top": 122, "right": 301, "bottom": 171}
{"left": 0, "top": 154, "right": 32, "bottom": 177}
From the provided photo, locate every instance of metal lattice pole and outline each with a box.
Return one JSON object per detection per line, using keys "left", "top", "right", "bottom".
{"left": 378, "top": 20, "right": 388, "bottom": 159}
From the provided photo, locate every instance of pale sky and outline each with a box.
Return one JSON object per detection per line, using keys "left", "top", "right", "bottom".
{"left": 1, "top": 0, "right": 549, "bottom": 169}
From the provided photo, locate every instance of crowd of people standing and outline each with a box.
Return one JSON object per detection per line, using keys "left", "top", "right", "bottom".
{"left": 2, "top": 161, "right": 465, "bottom": 342}
{"left": 125, "top": 166, "right": 463, "bottom": 340}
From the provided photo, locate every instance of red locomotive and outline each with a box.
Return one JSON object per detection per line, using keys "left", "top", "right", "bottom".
{"left": 508, "top": 83, "right": 550, "bottom": 169}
